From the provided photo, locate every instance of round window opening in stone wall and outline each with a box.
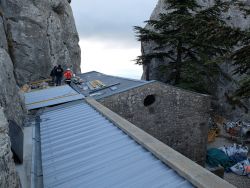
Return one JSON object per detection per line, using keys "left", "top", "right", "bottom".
{"left": 144, "top": 95, "right": 156, "bottom": 107}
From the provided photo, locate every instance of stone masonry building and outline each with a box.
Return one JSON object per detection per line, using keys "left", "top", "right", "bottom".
{"left": 76, "top": 71, "right": 211, "bottom": 165}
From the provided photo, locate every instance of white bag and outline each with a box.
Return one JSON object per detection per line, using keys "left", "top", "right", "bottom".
{"left": 230, "top": 159, "right": 250, "bottom": 176}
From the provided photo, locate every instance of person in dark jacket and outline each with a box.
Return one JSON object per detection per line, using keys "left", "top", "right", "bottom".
{"left": 55, "top": 65, "right": 64, "bottom": 86}
{"left": 50, "top": 66, "right": 57, "bottom": 85}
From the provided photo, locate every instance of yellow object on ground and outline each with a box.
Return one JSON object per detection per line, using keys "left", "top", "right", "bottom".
{"left": 29, "top": 78, "right": 52, "bottom": 90}
{"left": 208, "top": 127, "right": 220, "bottom": 143}
{"left": 20, "top": 84, "right": 31, "bottom": 92}
{"left": 30, "top": 79, "right": 51, "bottom": 85}
{"left": 208, "top": 130, "right": 217, "bottom": 143}
{"left": 90, "top": 80, "right": 106, "bottom": 88}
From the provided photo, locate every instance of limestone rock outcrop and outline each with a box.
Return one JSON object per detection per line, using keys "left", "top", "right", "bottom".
{"left": 0, "top": 12, "right": 25, "bottom": 127}
{"left": 0, "top": 0, "right": 81, "bottom": 86}
{"left": 141, "top": 0, "right": 250, "bottom": 120}
{"left": 0, "top": 48, "right": 25, "bottom": 127}
{"left": 0, "top": 1, "right": 81, "bottom": 186}
{"left": 0, "top": 108, "right": 20, "bottom": 188}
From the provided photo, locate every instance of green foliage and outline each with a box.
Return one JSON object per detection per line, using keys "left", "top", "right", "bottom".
{"left": 232, "top": 42, "right": 250, "bottom": 75}
{"left": 233, "top": 77, "right": 250, "bottom": 99}
{"left": 231, "top": 41, "right": 250, "bottom": 100}
{"left": 178, "top": 61, "right": 221, "bottom": 94}
{"left": 134, "top": 0, "right": 250, "bottom": 99}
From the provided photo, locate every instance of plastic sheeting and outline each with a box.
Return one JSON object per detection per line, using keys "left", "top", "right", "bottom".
{"left": 219, "top": 144, "right": 248, "bottom": 158}
{"left": 230, "top": 159, "right": 250, "bottom": 177}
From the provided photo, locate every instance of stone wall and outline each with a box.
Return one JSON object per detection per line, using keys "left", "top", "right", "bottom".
{"left": 0, "top": 108, "right": 20, "bottom": 188}
{"left": 99, "top": 82, "right": 211, "bottom": 165}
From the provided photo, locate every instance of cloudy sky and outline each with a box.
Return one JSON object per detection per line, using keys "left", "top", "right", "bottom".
{"left": 71, "top": 0, "right": 158, "bottom": 79}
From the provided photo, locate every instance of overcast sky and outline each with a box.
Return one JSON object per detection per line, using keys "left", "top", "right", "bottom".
{"left": 71, "top": 0, "right": 158, "bottom": 79}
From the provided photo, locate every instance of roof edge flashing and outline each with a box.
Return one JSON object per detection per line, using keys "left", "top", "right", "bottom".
{"left": 85, "top": 97, "right": 235, "bottom": 188}
{"left": 95, "top": 81, "right": 156, "bottom": 100}
{"left": 152, "top": 81, "right": 211, "bottom": 98}
{"left": 77, "top": 71, "right": 149, "bottom": 83}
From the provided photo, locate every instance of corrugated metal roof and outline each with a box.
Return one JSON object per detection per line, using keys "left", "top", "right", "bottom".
{"left": 39, "top": 101, "right": 193, "bottom": 188}
{"left": 24, "top": 85, "right": 84, "bottom": 110}
{"left": 73, "top": 71, "right": 154, "bottom": 99}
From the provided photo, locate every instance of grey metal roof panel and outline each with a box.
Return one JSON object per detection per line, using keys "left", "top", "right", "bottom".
{"left": 75, "top": 71, "right": 155, "bottom": 99}
{"left": 39, "top": 101, "right": 193, "bottom": 188}
{"left": 24, "top": 85, "right": 84, "bottom": 110}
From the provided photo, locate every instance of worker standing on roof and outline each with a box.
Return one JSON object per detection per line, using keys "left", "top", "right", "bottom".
{"left": 64, "top": 68, "right": 73, "bottom": 85}
{"left": 55, "top": 65, "right": 64, "bottom": 86}
{"left": 50, "top": 65, "right": 57, "bottom": 85}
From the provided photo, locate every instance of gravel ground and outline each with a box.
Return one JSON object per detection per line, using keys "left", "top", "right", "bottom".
{"left": 224, "top": 173, "right": 250, "bottom": 188}
{"left": 208, "top": 130, "right": 250, "bottom": 188}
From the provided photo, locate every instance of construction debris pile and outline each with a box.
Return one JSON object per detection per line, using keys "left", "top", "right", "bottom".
{"left": 76, "top": 79, "right": 120, "bottom": 97}
{"left": 231, "top": 159, "right": 250, "bottom": 177}
{"left": 20, "top": 74, "right": 85, "bottom": 93}
{"left": 207, "top": 144, "right": 250, "bottom": 178}
{"left": 224, "top": 120, "right": 250, "bottom": 142}
{"left": 71, "top": 76, "right": 84, "bottom": 84}
{"left": 87, "top": 80, "right": 106, "bottom": 90}
{"left": 20, "top": 79, "right": 51, "bottom": 92}
{"left": 208, "top": 117, "right": 220, "bottom": 143}
{"left": 207, "top": 114, "right": 250, "bottom": 144}
{"left": 220, "top": 144, "right": 248, "bottom": 164}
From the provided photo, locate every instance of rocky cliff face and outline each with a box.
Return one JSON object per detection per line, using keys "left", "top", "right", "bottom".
{"left": 0, "top": 0, "right": 81, "bottom": 186}
{"left": 0, "top": 108, "right": 20, "bottom": 188}
{"left": 0, "top": 48, "right": 25, "bottom": 127}
{"left": 0, "top": 0, "right": 81, "bottom": 86}
{"left": 0, "top": 10, "right": 25, "bottom": 128}
{"left": 0, "top": 0, "right": 81, "bottom": 124}
{"left": 141, "top": 0, "right": 250, "bottom": 120}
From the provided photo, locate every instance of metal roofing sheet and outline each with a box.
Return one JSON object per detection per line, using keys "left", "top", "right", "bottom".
{"left": 74, "top": 71, "right": 154, "bottom": 99}
{"left": 39, "top": 101, "right": 193, "bottom": 188}
{"left": 24, "top": 85, "right": 84, "bottom": 110}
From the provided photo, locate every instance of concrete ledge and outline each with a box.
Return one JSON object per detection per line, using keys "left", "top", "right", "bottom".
{"left": 86, "top": 97, "right": 236, "bottom": 188}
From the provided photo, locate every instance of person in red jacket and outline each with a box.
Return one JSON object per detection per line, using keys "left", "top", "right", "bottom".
{"left": 64, "top": 68, "right": 73, "bottom": 85}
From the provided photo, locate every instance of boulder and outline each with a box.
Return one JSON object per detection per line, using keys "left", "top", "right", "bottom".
{"left": 0, "top": 0, "right": 81, "bottom": 85}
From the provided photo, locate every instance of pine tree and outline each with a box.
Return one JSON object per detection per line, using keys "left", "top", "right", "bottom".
{"left": 134, "top": 0, "right": 249, "bottom": 95}
{"left": 231, "top": 42, "right": 250, "bottom": 100}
